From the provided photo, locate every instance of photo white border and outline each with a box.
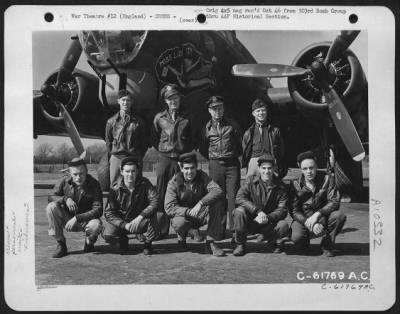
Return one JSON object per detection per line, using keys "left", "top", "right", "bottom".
{"left": 4, "top": 5, "right": 396, "bottom": 311}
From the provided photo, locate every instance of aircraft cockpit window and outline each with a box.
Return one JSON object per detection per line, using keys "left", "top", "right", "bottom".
{"left": 79, "top": 31, "right": 148, "bottom": 67}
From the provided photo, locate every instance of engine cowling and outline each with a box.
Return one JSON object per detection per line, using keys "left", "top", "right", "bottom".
{"left": 288, "top": 42, "right": 367, "bottom": 115}
{"left": 40, "top": 69, "right": 102, "bottom": 125}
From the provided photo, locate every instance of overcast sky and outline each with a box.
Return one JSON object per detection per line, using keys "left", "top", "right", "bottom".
{"left": 33, "top": 30, "right": 368, "bottom": 149}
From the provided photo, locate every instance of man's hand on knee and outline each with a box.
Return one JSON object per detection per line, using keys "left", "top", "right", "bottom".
{"left": 125, "top": 215, "right": 143, "bottom": 233}
{"left": 66, "top": 198, "right": 78, "bottom": 215}
{"left": 188, "top": 203, "right": 202, "bottom": 219}
{"left": 65, "top": 216, "right": 77, "bottom": 232}
{"left": 312, "top": 223, "right": 325, "bottom": 236}
{"left": 305, "top": 211, "right": 321, "bottom": 232}
{"left": 254, "top": 211, "right": 268, "bottom": 224}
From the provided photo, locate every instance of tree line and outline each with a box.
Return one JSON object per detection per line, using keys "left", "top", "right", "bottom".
{"left": 34, "top": 143, "right": 166, "bottom": 164}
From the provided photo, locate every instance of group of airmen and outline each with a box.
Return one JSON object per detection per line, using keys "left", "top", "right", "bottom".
{"left": 45, "top": 84, "right": 347, "bottom": 258}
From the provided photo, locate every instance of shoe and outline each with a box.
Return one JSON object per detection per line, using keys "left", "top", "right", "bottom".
{"left": 233, "top": 243, "right": 246, "bottom": 256}
{"left": 206, "top": 241, "right": 226, "bottom": 257}
{"left": 52, "top": 239, "right": 67, "bottom": 258}
{"left": 255, "top": 234, "right": 265, "bottom": 243}
{"left": 271, "top": 241, "right": 286, "bottom": 254}
{"left": 177, "top": 240, "right": 188, "bottom": 252}
{"left": 320, "top": 236, "right": 335, "bottom": 257}
{"left": 143, "top": 242, "right": 153, "bottom": 256}
{"left": 83, "top": 237, "right": 95, "bottom": 253}
{"left": 119, "top": 237, "right": 129, "bottom": 254}
{"left": 188, "top": 229, "right": 204, "bottom": 242}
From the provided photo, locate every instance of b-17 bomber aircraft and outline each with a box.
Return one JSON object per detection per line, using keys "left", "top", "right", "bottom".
{"left": 33, "top": 30, "right": 368, "bottom": 193}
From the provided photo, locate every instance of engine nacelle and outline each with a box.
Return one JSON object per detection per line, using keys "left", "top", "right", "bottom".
{"left": 288, "top": 42, "right": 367, "bottom": 115}
{"left": 40, "top": 69, "right": 102, "bottom": 125}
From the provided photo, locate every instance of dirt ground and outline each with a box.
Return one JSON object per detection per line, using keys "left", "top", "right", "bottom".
{"left": 34, "top": 188, "right": 369, "bottom": 285}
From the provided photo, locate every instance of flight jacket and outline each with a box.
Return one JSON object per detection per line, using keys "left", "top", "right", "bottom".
{"left": 48, "top": 174, "right": 103, "bottom": 223}
{"left": 242, "top": 122, "right": 286, "bottom": 175}
{"left": 235, "top": 174, "right": 289, "bottom": 223}
{"left": 164, "top": 170, "right": 223, "bottom": 218}
{"left": 151, "top": 109, "right": 192, "bottom": 158}
{"left": 289, "top": 171, "right": 341, "bottom": 224}
{"left": 105, "top": 112, "right": 147, "bottom": 158}
{"left": 104, "top": 176, "right": 159, "bottom": 229}
{"left": 199, "top": 117, "right": 242, "bottom": 161}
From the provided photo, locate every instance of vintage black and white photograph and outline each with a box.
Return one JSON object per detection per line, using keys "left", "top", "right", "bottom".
{"left": 32, "top": 29, "right": 370, "bottom": 284}
{"left": 4, "top": 5, "right": 396, "bottom": 311}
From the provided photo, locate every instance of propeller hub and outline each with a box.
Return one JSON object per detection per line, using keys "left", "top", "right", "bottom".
{"left": 310, "top": 60, "right": 330, "bottom": 90}
{"left": 40, "top": 83, "right": 56, "bottom": 97}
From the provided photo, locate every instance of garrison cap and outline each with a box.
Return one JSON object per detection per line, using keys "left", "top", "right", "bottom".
{"left": 297, "top": 150, "right": 318, "bottom": 165}
{"left": 178, "top": 152, "right": 198, "bottom": 164}
{"left": 257, "top": 153, "right": 275, "bottom": 166}
{"left": 68, "top": 157, "right": 86, "bottom": 168}
{"left": 251, "top": 98, "right": 268, "bottom": 112}
{"left": 161, "top": 84, "right": 181, "bottom": 99}
{"left": 206, "top": 96, "right": 224, "bottom": 108}
{"left": 120, "top": 156, "right": 140, "bottom": 170}
{"left": 118, "top": 89, "right": 131, "bottom": 99}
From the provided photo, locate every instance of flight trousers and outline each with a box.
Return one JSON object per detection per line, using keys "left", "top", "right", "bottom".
{"left": 234, "top": 206, "right": 289, "bottom": 244}
{"left": 103, "top": 217, "right": 156, "bottom": 244}
{"left": 291, "top": 210, "right": 347, "bottom": 249}
{"left": 170, "top": 204, "right": 225, "bottom": 241}
{"left": 208, "top": 159, "right": 240, "bottom": 231}
{"left": 46, "top": 202, "right": 103, "bottom": 242}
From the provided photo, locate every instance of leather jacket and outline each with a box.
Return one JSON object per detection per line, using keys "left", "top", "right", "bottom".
{"left": 105, "top": 176, "right": 159, "bottom": 229}
{"left": 242, "top": 122, "right": 286, "bottom": 176}
{"left": 235, "top": 174, "right": 289, "bottom": 223}
{"left": 289, "top": 171, "right": 341, "bottom": 224}
{"left": 164, "top": 170, "right": 223, "bottom": 218}
{"left": 105, "top": 112, "right": 147, "bottom": 158}
{"left": 151, "top": 109, "right": 192, "bottom": 158}
{"left": 199, "top": 117, "right": 242, "bottom": 161}
{"left": 49, "top": 174, "right": 103, "bottom": 223}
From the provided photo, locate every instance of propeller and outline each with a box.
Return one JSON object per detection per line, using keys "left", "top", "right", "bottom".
{"left": 38, "top": 37, "right": 86, "bottom": 159}
{"left": 231, "top": 30, "right": 365, "bottom": 161}
{"left": 232, "top": 64, "right": 310, "bottom": 78}
{"left": 324, "top": 31, "right": 360, "bottom": 67}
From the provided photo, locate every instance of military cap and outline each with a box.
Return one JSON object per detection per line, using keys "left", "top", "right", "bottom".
{"left": 297, "top": 150, "right": 318, "bottom": 165}
{"left": 178, "top": 152, "right": 198, "bottom": 164}
{"left": 118, "top": 89, "right": 131, "bottom": 99}
{"left": 251, "top": 98, "right": 268, "bottom": 112}
{"left": 120, "top": 156, "right": 140, "bottom": 170}
{"left": 206, "top": 96, "right": 224, "bottom": 108}
{"left": 257, "top": 153, "right": 275, "bottom": 166}
{"left": 161, "top": 84, "right": 181, "bottom": 99}
{"left": 68, "top": 157, "right": 86, "bottom": 167}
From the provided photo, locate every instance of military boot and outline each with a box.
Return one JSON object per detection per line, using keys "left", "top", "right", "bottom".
{"left": 143, "top": 242, "right": 153, "bottom": 256}
{"left": 206, "top": 241, "right": 226, "bottom": 257}
{"left": 233, "top": 243, "right": 246, "bottom": 256}
{"left": 52, "top": 238, "right": 67, "bottom": 258}
{"left": 321, "top": 235, "right": 335, "bottom": 257}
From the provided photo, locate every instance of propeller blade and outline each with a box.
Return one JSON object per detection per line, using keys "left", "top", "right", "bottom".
{"left": 232, "top": 64, "right": 309, "bottom": 78}
{"left": 324, "top": 89, "right": 365, "bottom": 161}
{"left": 324, "top": 30, "right": 360, "bottom": 66}
{"left": 58, "top": 102, "right": 85, "bottom": 157}
{"left": 56, "top": 38, "right": 83, "bottom": 87}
